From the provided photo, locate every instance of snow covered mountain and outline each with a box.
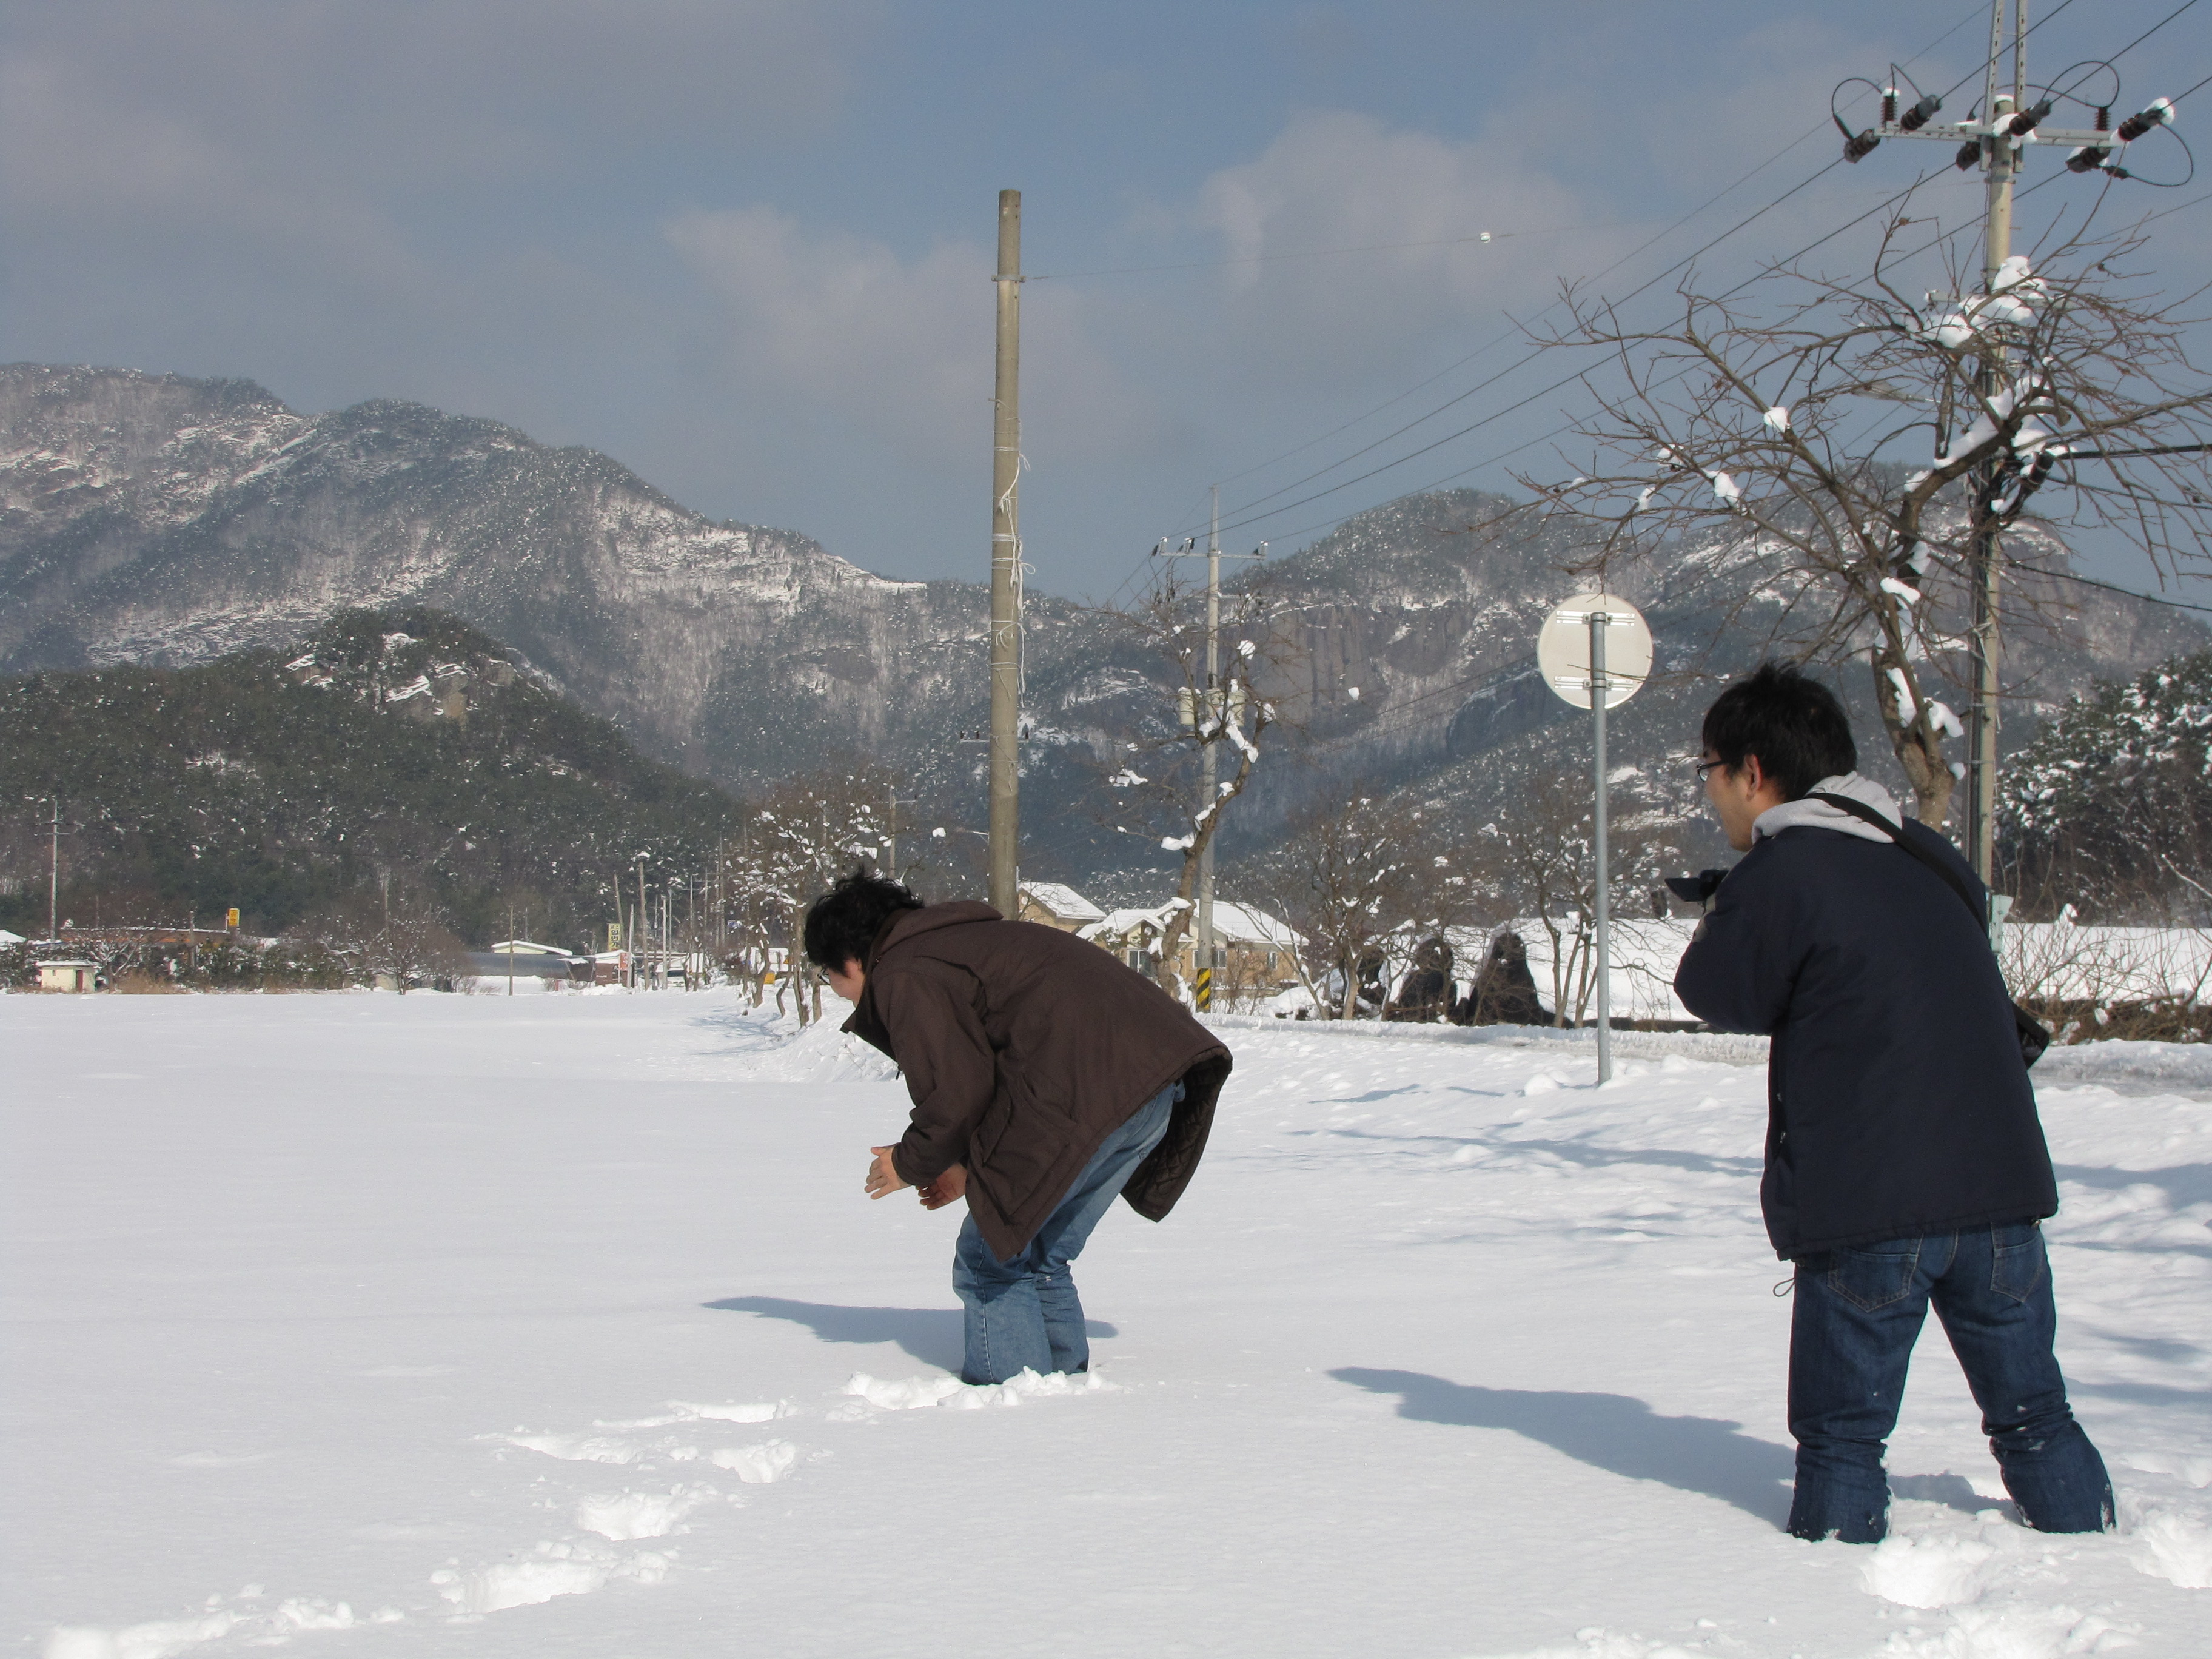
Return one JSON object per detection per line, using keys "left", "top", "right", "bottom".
{"left": 3, "top": 363, "right": 2201, "bottom": 889}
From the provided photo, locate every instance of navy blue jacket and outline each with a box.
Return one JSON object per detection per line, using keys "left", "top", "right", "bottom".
{"left": 1674, "top": 819, "right": 2057, "bottom": 1259}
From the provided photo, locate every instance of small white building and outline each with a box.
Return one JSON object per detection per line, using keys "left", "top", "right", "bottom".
{"left": 37, "top": 960, "right": 96, "bottom": 993}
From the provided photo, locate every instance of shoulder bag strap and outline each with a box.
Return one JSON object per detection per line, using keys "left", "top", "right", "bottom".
{"left": 1805, "top": 791, "right": 1988, "bottom": 930}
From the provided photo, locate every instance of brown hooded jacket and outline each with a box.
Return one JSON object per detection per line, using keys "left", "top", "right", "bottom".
{"left": 840, "top": 902, "right": 1232, "bottom": 1261}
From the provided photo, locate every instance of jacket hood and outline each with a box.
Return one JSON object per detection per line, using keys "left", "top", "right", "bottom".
{"left": 864, "top": 900, "right": 1002, "bottom": 970}
{"left": 1754, "top": 773, "right": 1903, "bottom": 843}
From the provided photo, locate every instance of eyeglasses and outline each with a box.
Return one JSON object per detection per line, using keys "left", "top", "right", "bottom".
{"left": 1692, "top": 757, "right": 1725, "bottom": 780}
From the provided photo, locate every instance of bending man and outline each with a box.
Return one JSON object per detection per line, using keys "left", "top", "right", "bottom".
{"left": 805, "top": 870, "right": 1232, "bottom": 1386}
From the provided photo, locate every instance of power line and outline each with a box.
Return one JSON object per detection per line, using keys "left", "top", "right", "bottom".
{"left": 1156, "top": 0, "right": 2060, "bottom": 542}
{"left": 1189, "top": 0, "right": 2208, "bottom": 558}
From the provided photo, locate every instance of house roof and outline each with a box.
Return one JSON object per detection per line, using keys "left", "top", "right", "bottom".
{"left": 1079, "top": 898, "right": 1301, "bottom": 948}
{"left": 484, "top": 940, "right": 574, "bottom": 957}
{"left": 1019, "top": 881, "right": 1105, "bottom": 923}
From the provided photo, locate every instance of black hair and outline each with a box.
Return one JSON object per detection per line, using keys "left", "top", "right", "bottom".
{"left": 1700, "top": 661, "right": 1857, "bottom": 801}
{"left": 802, "top": 865, "right": 924, "bottom": 971}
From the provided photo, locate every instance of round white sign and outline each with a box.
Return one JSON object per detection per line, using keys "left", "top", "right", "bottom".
{"left": 1537, "top": 592, "right": 1652, "bottom": 709}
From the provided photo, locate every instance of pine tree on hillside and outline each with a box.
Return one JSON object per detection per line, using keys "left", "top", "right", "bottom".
{"left": 2000, "top": 652, "right": 2212, "bottom": 922}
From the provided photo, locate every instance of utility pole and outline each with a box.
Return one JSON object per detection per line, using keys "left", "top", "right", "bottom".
{"left": 1965, "top": 0, "right": 2021, "bottom": 885}
{"left": 1153, "top": 506, "right": 1264, "bottom": 1011}
{"left": 1843, "top": 0, "right": 2172, "bottom": 882}
{"left": 506, "top": 897, "right": 515, "bottom": 997}
{"left": 885, "top": 785, "right": 911, "bottom": 884}
{"left": 48, "top": 796, "right": 60, "bottom": 941}
{"left": 1199, "top": 486, "right": 1220, "bottom": 1011}
{"left": 1589, "top": 612, "right": 1612, "bottom": 1086}
{"left": 988, "top": 189, "right": 1023, "bottom": 918}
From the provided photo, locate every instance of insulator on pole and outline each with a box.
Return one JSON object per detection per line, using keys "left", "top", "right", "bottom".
{"left": 1899, "top": 93, "right": 1942, "bottom": 132}
{"left": 2116, "top": 98, "right": 2175, "bottom": 142}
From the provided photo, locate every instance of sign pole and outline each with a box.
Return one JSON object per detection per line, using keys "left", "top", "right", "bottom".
{"left": 1589, "top": 610, "right": 1612, "bottom": 1085}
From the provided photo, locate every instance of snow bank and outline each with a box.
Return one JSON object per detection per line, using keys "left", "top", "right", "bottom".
{"left": 744, "top": 1014, "right": 901, "bottom": 1083}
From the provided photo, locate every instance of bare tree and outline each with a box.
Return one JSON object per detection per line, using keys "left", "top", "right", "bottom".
{"left": 299, "top": 885, "right": 471, "bottom": 992}
{"left": 1102, "top": 570, "right": 1307, "bottom": 1001}
{"left": 1520, "top": 213, "right": 2212, "bottom": 824}
{"left": 1461, "top": 763, "right": 1683, "bottom": 1026}
{"left": 724, "top": 763, "right": 902, "bottom": 1024}
{"left": 1247, "top": 791, "right": 1474, "bottom": 1019}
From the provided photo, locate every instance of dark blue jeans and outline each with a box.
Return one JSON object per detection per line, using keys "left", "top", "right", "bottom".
{"left": 951, "top": 1084, "right": 1178, "bottom": 1386}
{"left": 1786, "top": 1221, "right": 2113, "bottom": 1543}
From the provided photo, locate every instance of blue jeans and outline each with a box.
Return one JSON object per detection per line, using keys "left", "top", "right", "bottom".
{"left": 1786, "top": 1221, "right": 2113, "bottom": 1543}
{"left": 951, "top": 1084, "right": 1178, "bottom": 1385}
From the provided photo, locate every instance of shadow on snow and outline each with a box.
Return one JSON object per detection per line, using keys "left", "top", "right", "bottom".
{"left": 1332, "top": 1366, "right": 1798, "bottom": 1525}
{"left": 705, "top": 1295, "right": 1114, "bottom": 1372}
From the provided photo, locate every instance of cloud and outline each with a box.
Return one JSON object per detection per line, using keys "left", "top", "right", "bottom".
{"left": 0, "top": 1, "right": 877, "bottom": 220}
{"left": 1182, "top": 109, "right": 1627, "bottom": 389}
{"left": 666, "top": 205, "right": 1155, "bottom": 471}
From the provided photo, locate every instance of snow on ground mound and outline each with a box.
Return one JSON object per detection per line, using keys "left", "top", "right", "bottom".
{"left": 746, "top": 1014, "right": 902, "bottom": 1083}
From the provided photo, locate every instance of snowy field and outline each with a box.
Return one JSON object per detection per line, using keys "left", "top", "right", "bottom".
{"left": 5, "top": 993, "right": 2210, "bottom": 1659}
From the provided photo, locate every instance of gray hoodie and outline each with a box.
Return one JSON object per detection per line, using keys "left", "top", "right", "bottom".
{"left": 1752, "top": 771, "right": 1903, "bottom": 843}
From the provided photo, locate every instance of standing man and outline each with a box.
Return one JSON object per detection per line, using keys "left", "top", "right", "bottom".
{"left": 804, "top": 870, "right": 1232, "bottom": 1386}
{"left": 1675, "top": 663, "right": 2110, "bottom": 1544}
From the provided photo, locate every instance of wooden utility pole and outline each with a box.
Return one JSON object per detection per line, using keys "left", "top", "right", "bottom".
{"left": 988, "top": 189, "right": 1023, "bottom": 917}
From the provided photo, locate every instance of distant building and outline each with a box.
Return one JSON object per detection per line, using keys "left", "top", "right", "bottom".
{"left": 467, "top": 941, "right": 585, "bottom": 985}
{"left": 1016, "top": 882, "right": 1106, "bottom": 933}
{"left": 1081, "top": 900, "right": 1303, "bottom": 996}
{"left": 37, "top": 960, "right": 96, "bottom": 993}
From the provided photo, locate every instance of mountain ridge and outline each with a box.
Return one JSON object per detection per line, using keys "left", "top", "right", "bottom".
{"left": 5, "top": 362, "right": 2203, "bottom": 894}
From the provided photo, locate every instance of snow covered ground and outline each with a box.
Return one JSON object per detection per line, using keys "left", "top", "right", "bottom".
{"left": 5, "top": 991, "right": 2208, "bottom": 1659}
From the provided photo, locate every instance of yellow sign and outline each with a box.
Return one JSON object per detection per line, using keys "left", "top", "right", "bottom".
{"left": 608, "top": 922, "right": 623, "bottom": 951}
{"left": 226, "top": 908, "right": 241, "bottom": 929}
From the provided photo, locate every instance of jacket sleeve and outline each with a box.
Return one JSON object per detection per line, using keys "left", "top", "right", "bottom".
{"left": 870, "top": 963, "right": 996, "bottom": 1187}
{"left": 1673, "top": 849, "right": 1802, "bottom": 1036}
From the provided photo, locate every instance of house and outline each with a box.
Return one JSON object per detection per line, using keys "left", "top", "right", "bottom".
{"left": 467, "top": 940, "right": 584, "bottom": 986}
{"left": 37, "top": 960, "right": 97, "bottom": 993}
{"left": 1081, "top": 899, "right": 1303, "bottom": 998}
{"left": 1016, "top": 882, "right": 1106, "bottom": 933}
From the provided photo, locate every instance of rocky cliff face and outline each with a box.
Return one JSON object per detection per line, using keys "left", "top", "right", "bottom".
{"left": 4, "top": 364, "right": 2201, "bottom": 890}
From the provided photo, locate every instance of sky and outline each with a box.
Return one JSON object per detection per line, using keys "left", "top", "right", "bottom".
{"left": 2, "top": 0, "right": 2208, "bottom": 607}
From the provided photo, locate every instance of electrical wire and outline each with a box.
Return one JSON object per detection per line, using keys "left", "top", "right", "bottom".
{"left": 1170, "top": 0, "right": 2206, "bottom": 555}
{"left": 1145, "top": 1, "right": 2007, "bottom": 529}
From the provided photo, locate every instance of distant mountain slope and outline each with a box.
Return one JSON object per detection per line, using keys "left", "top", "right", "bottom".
{"left": 0, "top": 606, "right": 738, "bottom": 945}
{"left": 4, "top": 364, "right": 2201, "bottom": 896}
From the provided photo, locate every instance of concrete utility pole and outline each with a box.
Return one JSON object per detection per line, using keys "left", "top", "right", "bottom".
{"left": 1153, "top": 502, "right": 1264, "bottom": 1011}
{"left": 48, "top": 796, "right": 60, "bottom": 941}
{"left": 1844, "top": 0, "right": 2157, "bottom": 882}
{"left": 988, "top": 189, "right": 1024, "bottom": 919}
{"left": 1963, "top": 0, "right": 2022, "bottom": 885}
{"left": 1199, "top": 486, "right": 1220, "bottom": 1011}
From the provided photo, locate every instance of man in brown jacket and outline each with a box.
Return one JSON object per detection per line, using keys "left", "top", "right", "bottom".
{"left": 803, "top": 870, "right": 1233, "bottom": 1386}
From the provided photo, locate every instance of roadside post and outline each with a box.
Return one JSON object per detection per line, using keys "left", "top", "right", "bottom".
{"left": 1537, "top": 593, "right": 1653, "bottom": 1084}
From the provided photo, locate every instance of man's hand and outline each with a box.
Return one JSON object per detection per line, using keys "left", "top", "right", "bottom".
{"left": 917, "top": 1164, "right": 968, "bottom": 1211}
{"left": 865, "top": 1145, "right": 911, "bottom": 1201}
